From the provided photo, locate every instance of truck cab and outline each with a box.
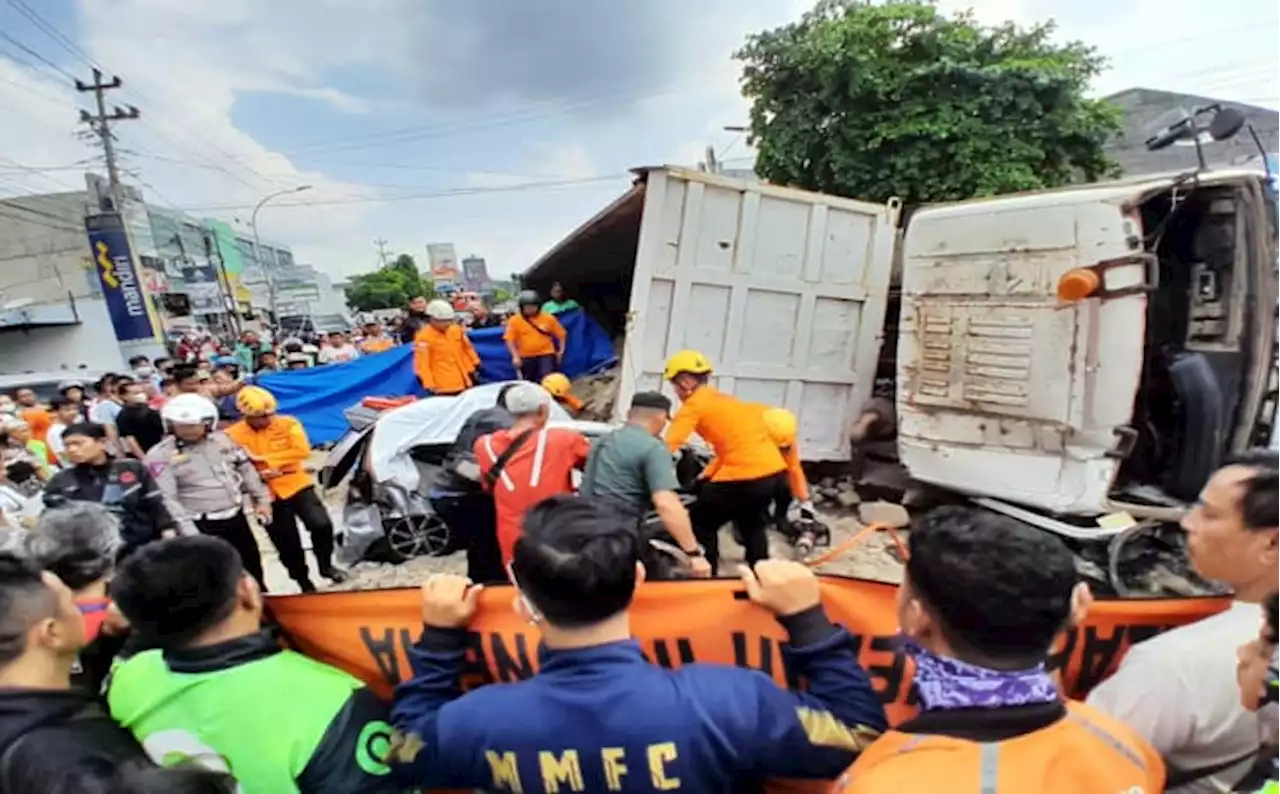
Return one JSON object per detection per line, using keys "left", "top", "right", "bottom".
{"left": 898, "top": 168, "right": 1278, "bottom": 521}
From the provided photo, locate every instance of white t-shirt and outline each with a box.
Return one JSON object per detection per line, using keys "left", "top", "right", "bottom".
{"left": 0, "top": 485, "right": 41, "bottom": 526}
{"left": 46, "top": 422, "right": 68, "bottom": 465}
{"left": 318, "top": 345, "right": 359, "bottom": 364}
{"left": 1087, "top": 600, "right": 1263, "bottom": 794}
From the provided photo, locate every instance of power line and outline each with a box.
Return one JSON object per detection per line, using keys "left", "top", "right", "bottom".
{"left": 0, "top": 31, "right": 76, "bottom": 81}
{"left": 175, "top": 174, "right": 626, "bottom": 212}
{"left": 0, "top": 72, "right": 71, "bottom": 108}
{"left": 5, "top": 0, "right": 98, "bottom": 71}
{"left": 0, "top": 154, "right": 80, "bottom": 192}
{"left": 125, "top": 173, "right": 182, "bottom": 210}
{"left": 1105, "top": 20, "right": 1280, "bottom": 60}
{"left": 0, "top": 205, "right": 83, "bottom": 236}
{"left": 4, "top": 0, "right": 287, "bottom": 196}
{"left": 263, "top": 68, "right": 737, "bottom": 160}
{"left": 118, "top": 147, "right": 590, "bottom": 181}
{"left": 0, "top": 39, "right": 39, "bottom": 71}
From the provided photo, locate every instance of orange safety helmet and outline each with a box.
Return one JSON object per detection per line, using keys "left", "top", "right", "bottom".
{"left": 235, "top": 385, "right": 278, "bottom": 417}
{"left": 541, "top": 372, "right": 572, "bottom": 398}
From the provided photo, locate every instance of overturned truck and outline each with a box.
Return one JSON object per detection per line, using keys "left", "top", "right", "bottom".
{"left": 522, "top": 161, "right": 1278, "bottom": 596}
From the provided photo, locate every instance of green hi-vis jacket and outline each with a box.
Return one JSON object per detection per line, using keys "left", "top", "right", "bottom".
{"left": 107, "top": 629, "right": 398, "bottom": 794}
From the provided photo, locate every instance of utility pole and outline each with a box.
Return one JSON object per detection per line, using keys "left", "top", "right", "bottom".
{"left": 702, "top": 145, "right": 720, "bottom": 174}
{"left": 75, "top": 69, "right": 139, "bottom": 196}
{"left": 373, "top": 237, "right": 389, "bottom": 268}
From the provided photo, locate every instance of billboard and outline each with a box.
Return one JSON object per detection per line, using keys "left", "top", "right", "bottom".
{"left": 426, "top": 242, "right": 459, "bottom": 284}
{"left": 461, "top": 255, "right": 490, "bottom": 291}
{"left": 84, "top": 213, "right": 163, "bottom": 344}
{"left": 177, "top": 257, "right": 224, "bottom": 315}
{"left": 207, "top": 219, "right": 254, "bottom": 304}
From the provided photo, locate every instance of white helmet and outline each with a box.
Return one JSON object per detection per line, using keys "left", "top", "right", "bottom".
{"left": 426, "top": 299, "right": 455, "bottom": 321}
{"left": 161, "top": 394, "right": 219, "bottom": 427}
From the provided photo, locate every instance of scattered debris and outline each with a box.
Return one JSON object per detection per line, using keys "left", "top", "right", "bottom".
{"left": 570, "top": 366, "right": 620, "bottom": 421}
{"left": 858, "top": 500, "right": 910, "bottom": 528}
{"left": 335, "top": 507, "right": 910, "bottom": 591}
{"left": 835, "top": 488, "right": 862, "bottom": 508}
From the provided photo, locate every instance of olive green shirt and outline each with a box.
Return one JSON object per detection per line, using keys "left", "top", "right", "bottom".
{"left": 580, "top": 423, "right": 679, "bottom": 515}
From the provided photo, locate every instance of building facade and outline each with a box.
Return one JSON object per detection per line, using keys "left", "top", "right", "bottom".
{"left": 0, "top": 190, "right": 128, "bottom": 371}
{"left": 0, "top": 180, "right": 302, "bottom": 372}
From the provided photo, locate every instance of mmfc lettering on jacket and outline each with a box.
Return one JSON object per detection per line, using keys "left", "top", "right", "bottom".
{"left": 483, "top": 743, "right": 681, "bottom": 793}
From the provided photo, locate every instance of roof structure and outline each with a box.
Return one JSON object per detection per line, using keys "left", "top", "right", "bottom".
{"left": 1103, "top": 88, "right": 1278, "bottom": 176}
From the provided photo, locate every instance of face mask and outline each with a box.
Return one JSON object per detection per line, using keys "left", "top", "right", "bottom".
{"left": 134, "top": 366, "right": 154, "bottom": 377}
{"left": 128, "top": 393, "right": 149, "bottom": 405}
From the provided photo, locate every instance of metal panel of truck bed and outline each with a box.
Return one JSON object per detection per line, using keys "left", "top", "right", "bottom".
{"left": 619, "top": 167, "right": 900, "bottom": 461}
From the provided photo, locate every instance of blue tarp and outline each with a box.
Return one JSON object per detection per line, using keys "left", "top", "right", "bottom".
{"left": 257, "top": 309, "right": 616, "bottom": 444}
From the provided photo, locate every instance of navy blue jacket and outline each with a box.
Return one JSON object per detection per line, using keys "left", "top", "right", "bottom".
{"left": 389, "top": 606, "right": 886, "bottom": 793}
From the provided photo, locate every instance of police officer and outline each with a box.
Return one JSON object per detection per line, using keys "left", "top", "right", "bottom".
{"left": 144, "top": 394, "right": 272, "bottom": 589}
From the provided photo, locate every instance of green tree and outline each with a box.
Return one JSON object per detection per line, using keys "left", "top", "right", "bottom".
{"left": 736, "top": 0, "right": 1121, "bottom": 205}
{"left": 344, "top": 253, "right": 434, "bottom": 311}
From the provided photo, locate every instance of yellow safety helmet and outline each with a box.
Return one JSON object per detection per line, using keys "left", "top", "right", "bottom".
{"left": 662, "top": 349, "right": 713, "bottom": 382}
{"left": 541, "top": 372, "right": 572, "bottom": 398}
{"left": 235, "top": 385, "right": 278, "bottom": 417}
{"left": 762, "top": 407, "right": 798, "bottom": 448}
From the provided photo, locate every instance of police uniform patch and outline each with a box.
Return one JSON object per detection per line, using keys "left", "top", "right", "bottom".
{"left": 148, "top": 461, "right": 167, "bottom": 477}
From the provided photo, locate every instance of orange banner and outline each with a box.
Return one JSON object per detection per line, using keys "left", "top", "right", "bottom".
{"left": 269, "top": 576, "right": 1229, "bottom": 727}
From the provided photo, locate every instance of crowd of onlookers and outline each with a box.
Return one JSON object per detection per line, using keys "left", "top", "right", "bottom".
{"left": 0, "top": 452, "right": 1271, "bottom": 793}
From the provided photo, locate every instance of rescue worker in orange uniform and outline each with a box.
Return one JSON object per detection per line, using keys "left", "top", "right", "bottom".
{"left": 832, "top": 506, "right": 1165, "bottom": 794}
{"left": 540, "top": 373, "right": 583, "bottom": 416}
{"left": 504, "top": 290, "right": 566, "bottom": 383}
{"left": 761, "top": 406, "right": 818, "bottom": 533}
{"left": 414, "top": 300, "right": 480, "bottom": 396}
{"left": 224, "top": 386, "right": 347, "bottom": 592}
{"left": 663, "top": 350, "right": 788, "bottom": 574}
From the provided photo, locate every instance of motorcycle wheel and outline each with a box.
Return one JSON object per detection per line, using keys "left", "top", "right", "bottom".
{"left": 382, "top": 513, "right": 451, "bottom": 562}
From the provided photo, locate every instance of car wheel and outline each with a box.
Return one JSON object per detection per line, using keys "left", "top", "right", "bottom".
{"left": 383, "top": 513, "right": 451, "bottom": 561}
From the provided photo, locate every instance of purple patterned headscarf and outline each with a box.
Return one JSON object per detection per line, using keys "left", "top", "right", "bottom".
{"left": 903, "top": 637, "right": 1060, "bottom": 711}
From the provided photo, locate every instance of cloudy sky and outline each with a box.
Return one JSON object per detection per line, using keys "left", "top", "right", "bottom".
{"left": 1, "top": 0, "right": 1277, "bottom": 281}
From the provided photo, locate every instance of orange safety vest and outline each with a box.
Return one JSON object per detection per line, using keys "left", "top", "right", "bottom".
{"left": 224, "top": 415, "right": 314, "bottom": 500}
{"left": 701, "top": 402, "right": 810, "bottom": 500}
{"left": 414, "top": 324, "right": 479, "bottom": 394}
{"left": 665, "top": 387, "right": 787, "bottom": 483}
{"left": 833, "top": 701, "right": 1165, "bottom": 794}
{"left": 360, "top": 337, "right": 395, "bottom": 354}
{"left": 503, "top": 312, "right": 565, "bottom": 358}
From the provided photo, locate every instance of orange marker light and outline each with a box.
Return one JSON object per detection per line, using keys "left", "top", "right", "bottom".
{"left": 1057, "top": 268, "right": 1101, "bottom": 302}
